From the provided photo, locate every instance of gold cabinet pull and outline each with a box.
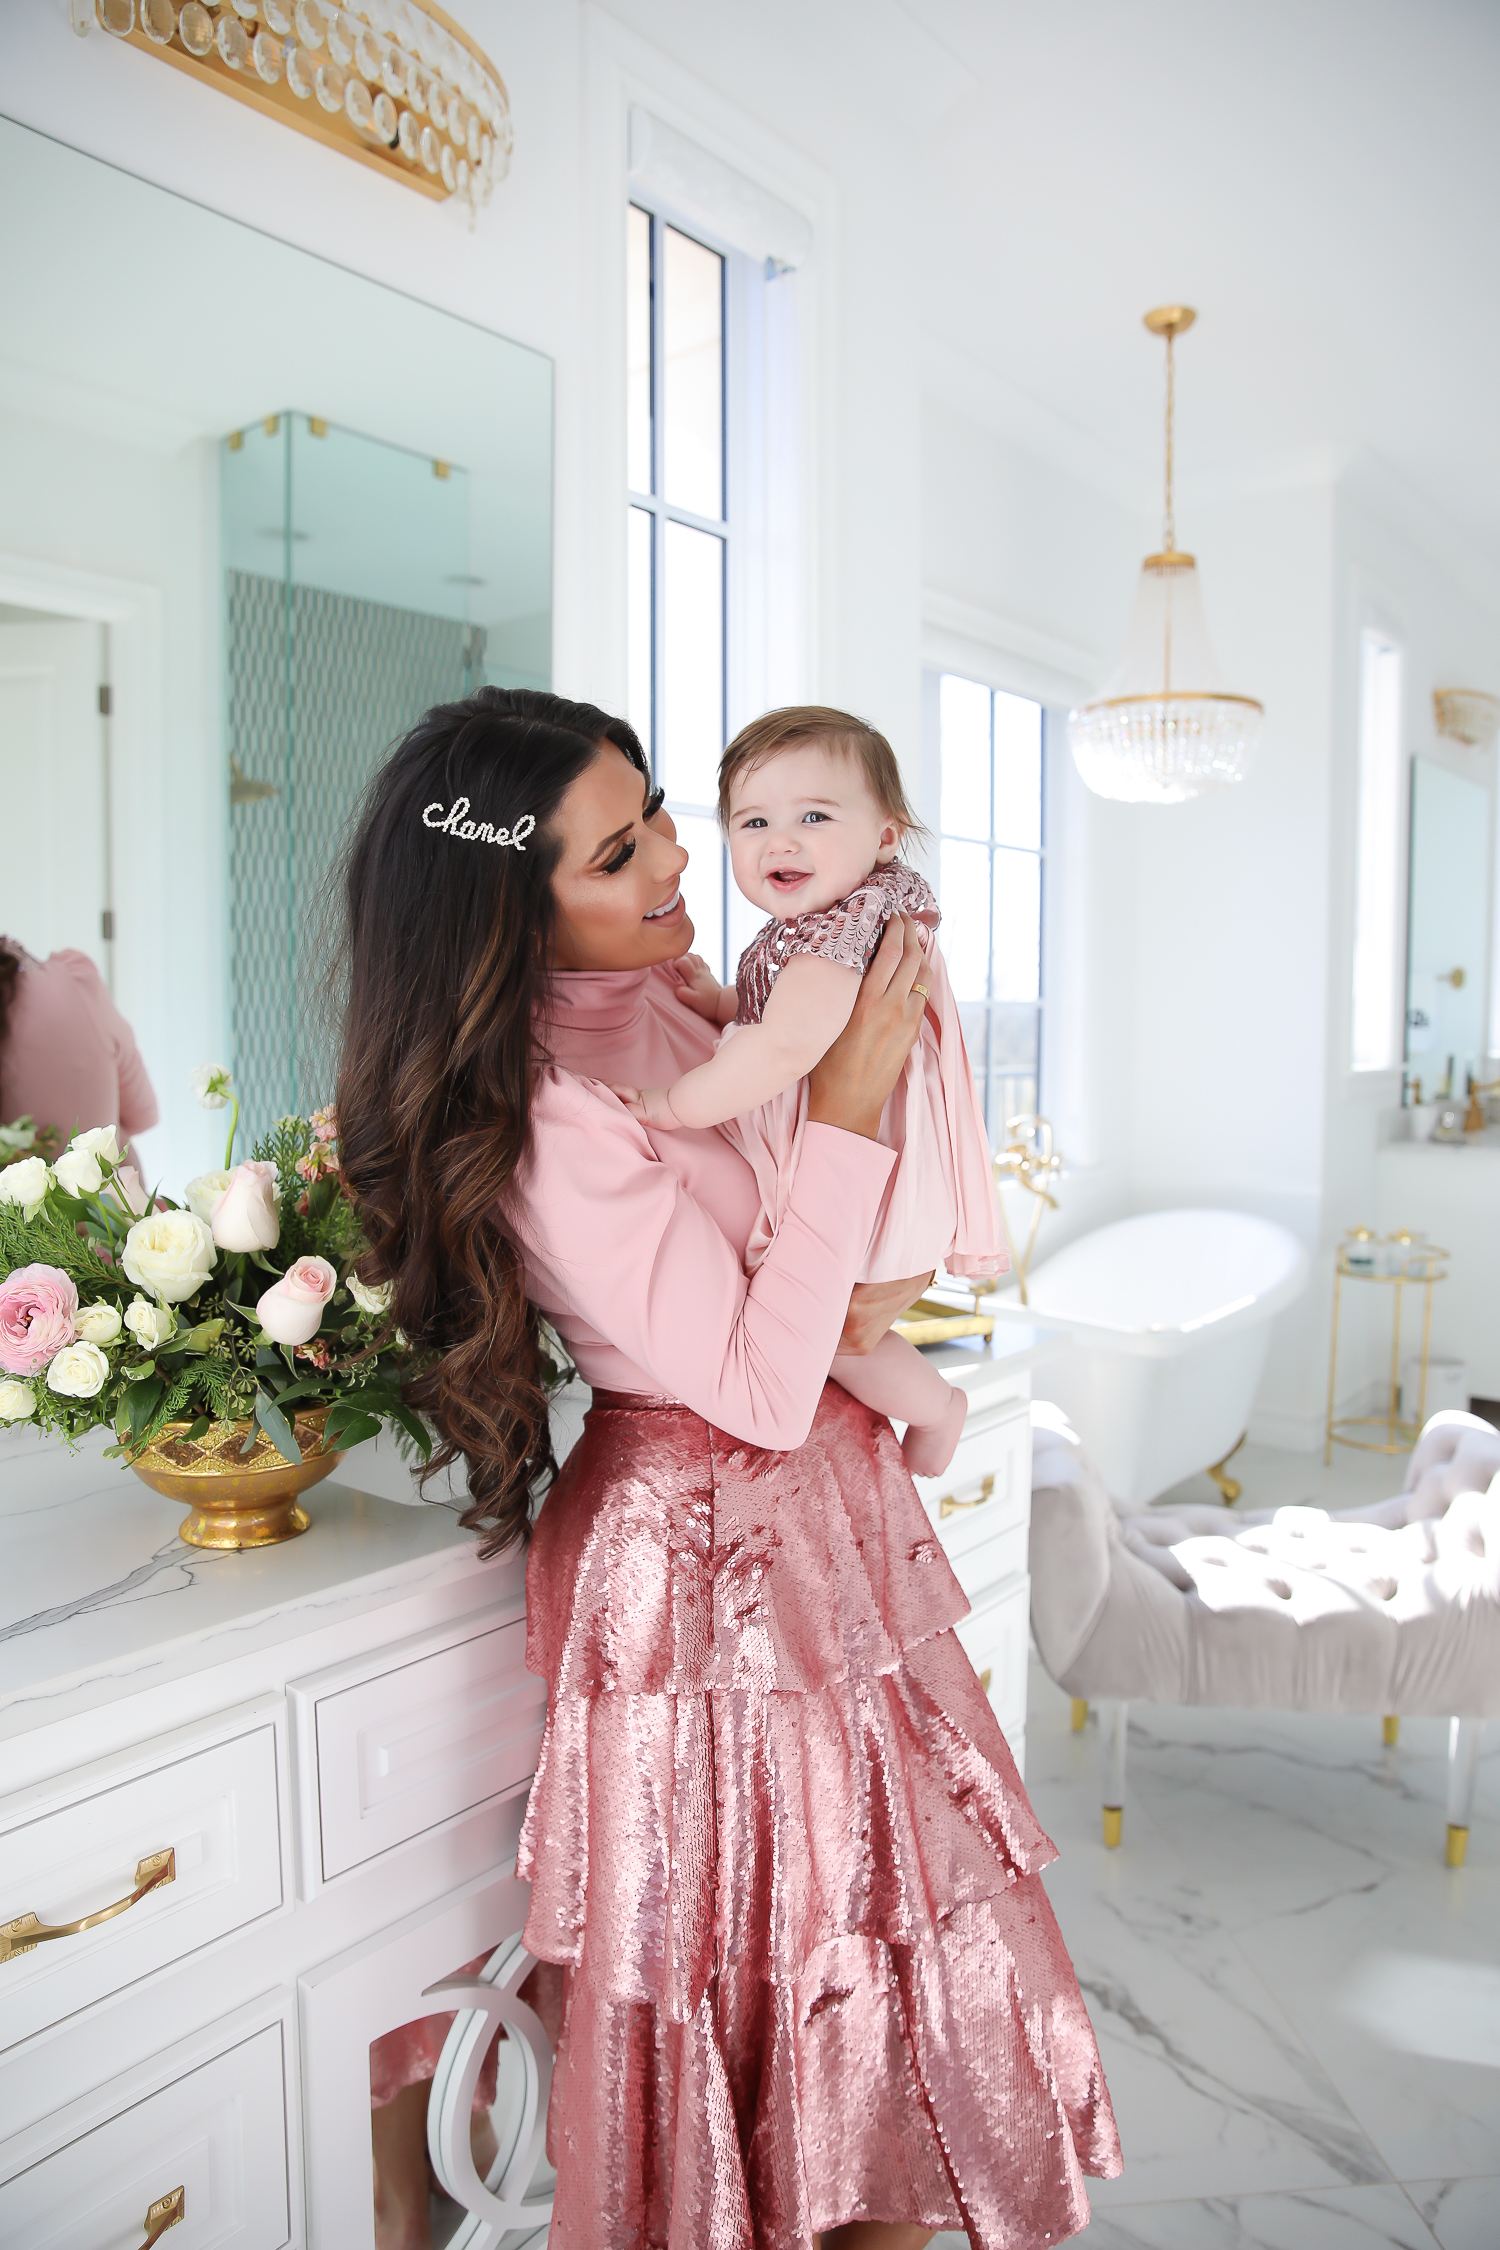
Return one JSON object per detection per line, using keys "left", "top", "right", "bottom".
{"left": 138, "top": 2186, "right": 185, "bottom": 2247}
{"left": 940, "top": 1473, "right": 995, "bottom": 1521}
{"left": 978, "top": 1668, "right": 993, "bottom": 1692}
{"left": 0, "top": 1849, "right": 174, "bottom": 1967}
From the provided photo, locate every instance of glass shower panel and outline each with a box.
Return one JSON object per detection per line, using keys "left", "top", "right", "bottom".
{"left": 222, "top": 413, "right": 482, "bottom": 1142}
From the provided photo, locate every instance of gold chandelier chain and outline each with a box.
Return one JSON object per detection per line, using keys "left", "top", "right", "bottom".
{"left": 1163, "top": 330, "right": 1175, "bottom": 555}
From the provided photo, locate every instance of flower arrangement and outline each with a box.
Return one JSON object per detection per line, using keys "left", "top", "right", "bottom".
{"left": 0, "top": 1066, "right": 430, "bottom": 1473}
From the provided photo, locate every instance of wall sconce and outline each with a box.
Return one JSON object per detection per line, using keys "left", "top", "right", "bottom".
{"left": 74, "top": 0, "right": 510, "bottom": 214}
{"left": 1433, "top": 688, "right": 1500, "bottom": 752}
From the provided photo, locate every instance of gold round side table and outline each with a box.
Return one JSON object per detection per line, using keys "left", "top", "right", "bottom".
{"left": 1324, "top": 1230, "right": 1448, "bottom": 1463}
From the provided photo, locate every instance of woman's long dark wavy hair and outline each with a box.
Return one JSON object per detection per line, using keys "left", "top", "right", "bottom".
{"left": 335, "top": 686, "right": 649, "bottom": 1557}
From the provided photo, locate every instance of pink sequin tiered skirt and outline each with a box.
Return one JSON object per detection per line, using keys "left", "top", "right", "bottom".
{"left": 518, "top": 1382, "right": 1121, "bottom": 2248}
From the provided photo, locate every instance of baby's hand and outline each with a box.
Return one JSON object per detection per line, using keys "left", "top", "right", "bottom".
{"left": 673, "top": 953, "right": 726, "bottom": 1022}
{"left": 607, "top": 1083, "right": 683, "bottom": 1130}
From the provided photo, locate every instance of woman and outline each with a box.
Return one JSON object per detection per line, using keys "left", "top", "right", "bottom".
{"left": 336, "top": 688, "right": 1120, "bottom": 2250}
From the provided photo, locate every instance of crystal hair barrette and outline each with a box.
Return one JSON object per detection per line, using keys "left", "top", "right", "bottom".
{"left": 422, "top": 800, "right": 535, "bottom": 850}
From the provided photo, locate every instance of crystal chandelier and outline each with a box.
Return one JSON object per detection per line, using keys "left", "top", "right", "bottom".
{"left": 74, "top": 0, "right": 511, "bottom": 215}
{"left": 1069, "top": 307, "right": 1263, "bottom": 805}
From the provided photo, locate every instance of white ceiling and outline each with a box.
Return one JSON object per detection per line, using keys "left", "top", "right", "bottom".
{"left": 912, "top": 0, "right": 1500, "bottom": 553}
{"left": 612, "top": 0, "right": 1500, "bottom": 558}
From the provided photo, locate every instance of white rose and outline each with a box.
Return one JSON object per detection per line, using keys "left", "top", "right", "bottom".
{"left": 185, "top": 1171, "right": 233, "bottom": 1225}
{"left": 0, "top": 1156, "right": 51, "bottom": 1212}
{"left": 45, "top": 1340, "right": 110, "bottom": 1398}
{"left": 124, "top": 1297, "right": 176, "bottom": 1351}
{"left": 347, "top": 1273, "right": 394, "bottom": 1317}
{"left": 75, "top": 1301, "right": 123, "bottom": 1345}
{"left": 122, "top": 1210, "right": 216, "bottom": 1304}
{"left": 55, "top": 1126, "right": 122, "bottom": 1200}
{"left": 190, "top": 1064, "right": 233, "bottom": 1110}
{"left": 0, "top": 1377, "right": 36, "bottom": 1421}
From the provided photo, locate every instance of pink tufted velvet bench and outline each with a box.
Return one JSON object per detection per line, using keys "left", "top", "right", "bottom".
{"left": 1029, "top": 1408, "right": 1500, "bottom": 1864}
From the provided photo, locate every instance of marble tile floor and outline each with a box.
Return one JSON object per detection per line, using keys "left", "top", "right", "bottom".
{"left": 930, "top": 1658, "right": 1500, "bottom": 2249}
{"left": 1153, "top": 1437, "right": 1423, "bottom": 1517}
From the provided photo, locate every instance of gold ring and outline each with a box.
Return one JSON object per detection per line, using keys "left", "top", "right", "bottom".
{"left": 912, "top": 983, "right": 931, "bottom": 1001}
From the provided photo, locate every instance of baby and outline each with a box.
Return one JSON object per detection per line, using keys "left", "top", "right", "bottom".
{"left": 616, "top": 706, "right": 1006, "bottom": 1477}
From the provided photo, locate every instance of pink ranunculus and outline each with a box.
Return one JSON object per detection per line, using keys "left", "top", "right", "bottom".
{"left": 255, "top": 1255, "right": 337, "bottom": 1348}
{"left": 210, "top": 1160, "right": 281, "bottom": 1253}
{"left": 0, "top": 1263, "right": 79, "bottom": 1376}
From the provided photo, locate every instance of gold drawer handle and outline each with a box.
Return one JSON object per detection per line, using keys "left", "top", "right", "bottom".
{"left": 137, "top": 2187, "right": 184, "bottom": 2241}
{"left": 940, "top": 1473, "right": 995, "bottom": 1520}
{"left": 978, "top": 1668, "right": 993, "bottom": 1692}
{"left": 0, "top": 1848, "right": 175, "bottom": 1967}
{"left": 139, "top": 2186, "right": 185, "bottom": 2248}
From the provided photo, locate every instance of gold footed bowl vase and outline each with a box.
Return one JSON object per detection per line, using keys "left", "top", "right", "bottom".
{"left": 126, "top": 1407, "right": 344, "bottom": 1550}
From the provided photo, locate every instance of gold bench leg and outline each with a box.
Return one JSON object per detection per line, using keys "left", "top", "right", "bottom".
{"left": 1382, "top": 1715, "right": 1400, "bottom": 1747}
{"left": 1207, "top": 1430, "right": 1247, "bottom": 1505}
{"left": 1071, "top": 1698, "right": 1089, "bottom": 1732}
{"left": 1446, "top": 1825, "right": 1469, "bottom": 1868}
{"left": 1102, "top": 1806, "right": 1123, "bottom": 1848}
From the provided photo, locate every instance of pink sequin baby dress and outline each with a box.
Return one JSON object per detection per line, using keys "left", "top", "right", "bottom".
{"left": 724, "top": 862, "right": 1006, "bottom": 1281}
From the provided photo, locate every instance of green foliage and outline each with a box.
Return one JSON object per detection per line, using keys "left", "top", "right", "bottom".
{"left": 0, "top": 1199, "right": 124, "bottom": 1304}
{"left": 1, "top": 1110, "right": 433, "bottom": 1470}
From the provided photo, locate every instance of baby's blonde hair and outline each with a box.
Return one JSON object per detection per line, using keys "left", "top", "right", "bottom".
{"left": 717, "top": 705, "right": 926, "bottom": 839}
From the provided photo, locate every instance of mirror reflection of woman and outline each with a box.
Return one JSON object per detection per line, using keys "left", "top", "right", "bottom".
{"left": 0, "top": 936, "right": 157, "bottom": 1159}
{"left": 336, "top": 690, "right": 1120, "bottom": 2250}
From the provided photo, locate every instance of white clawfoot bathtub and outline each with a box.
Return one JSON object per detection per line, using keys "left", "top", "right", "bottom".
{"left": 1018, "top": 1208, "right": 1308, "bottom": 1505}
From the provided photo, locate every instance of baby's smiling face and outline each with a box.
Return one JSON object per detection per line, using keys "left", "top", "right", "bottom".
{"left": 725, "top": 741, "right": 903, "bottom": 921}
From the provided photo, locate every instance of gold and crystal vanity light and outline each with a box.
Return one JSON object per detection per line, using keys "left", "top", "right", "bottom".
{"left": 1069, "top": 307, "right": 1263, "bottom": 804}
{"left": 72, "top": 0, "right": 511, "bottom": 214}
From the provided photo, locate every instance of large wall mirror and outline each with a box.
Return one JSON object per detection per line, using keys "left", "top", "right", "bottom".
{"left": 1405, "top": 755, "right": 1495, "bottom": 1097}
{"left": 0, "top": 116, "right": 552, "bottom": 1181}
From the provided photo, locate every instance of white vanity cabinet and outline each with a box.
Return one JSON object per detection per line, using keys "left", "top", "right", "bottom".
{"left": 0, "top": 1431, "right": 538, "bottom": 2250}
{"left": 909, "top": 1334, "right": 1051, "bottom": 1776}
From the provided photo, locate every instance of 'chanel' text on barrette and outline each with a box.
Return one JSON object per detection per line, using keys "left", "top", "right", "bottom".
{"left": 422, "top": 800, "right": 535, "bottom": 849}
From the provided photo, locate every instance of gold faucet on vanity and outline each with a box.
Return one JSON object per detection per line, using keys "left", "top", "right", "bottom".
{"left": 982, "top": 1114, "right": 1063, "bottom": 1310}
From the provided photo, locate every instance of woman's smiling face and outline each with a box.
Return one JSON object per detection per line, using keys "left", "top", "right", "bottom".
{"left": 548, "top": 744, "right": 694, "bottom": 971}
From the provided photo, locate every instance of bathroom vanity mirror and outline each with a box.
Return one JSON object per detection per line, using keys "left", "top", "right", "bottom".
{"left": 1405, "top": 756, "right": 1494, "bottom": 1090}
{"left": 0, "top": 117, "right": 552, "bottom": 1175}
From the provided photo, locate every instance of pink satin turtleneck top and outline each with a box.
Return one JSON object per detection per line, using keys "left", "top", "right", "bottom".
{"left": 513, "top": 964, "right": 896, "bottom": 1453}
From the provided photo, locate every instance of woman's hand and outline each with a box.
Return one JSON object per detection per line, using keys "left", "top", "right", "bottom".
{"left": 807, "top": 914, "right": 927, "bottom": 1141}
{"left": 838, "top": 1271, "right": 936, "bottom": 1355}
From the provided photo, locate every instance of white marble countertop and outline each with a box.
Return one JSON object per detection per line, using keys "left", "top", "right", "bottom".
{"left": 0, "top": 1426, "right": 493, "bottom": 1743}
{"left": 919, "top": 1322, "right": 1066, "bottom": 1378}
{"left": 0, "top": 1332, "right": 1051, "bottom": 1743}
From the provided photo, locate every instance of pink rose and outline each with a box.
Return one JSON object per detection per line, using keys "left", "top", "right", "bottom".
{"left": 0, "top": 1263, "right": 79, "bottom": 1376}
{"left": 210, "top": 1161, "right": 280, "bottom": 1253}
{"left": 255, "top": 1255, "right": 337, "bottom": 1347}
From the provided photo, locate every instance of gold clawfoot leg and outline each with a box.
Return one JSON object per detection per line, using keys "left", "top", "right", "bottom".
{"left": 1383, "top": 1715, "right": 1400, "bottom": 1747}
{"left": 1207, "top": 1430, "right": 1247, "bottom": 1505}
{"left": 1102, "top": 1807, "right": 1123, "bottom": 1848}
{"left": 1071, "top": 1698, "right": 1089, "bottom": 1732}
{"left": 1446, "top": 1824, "right": 1469, "bottom": 1868}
